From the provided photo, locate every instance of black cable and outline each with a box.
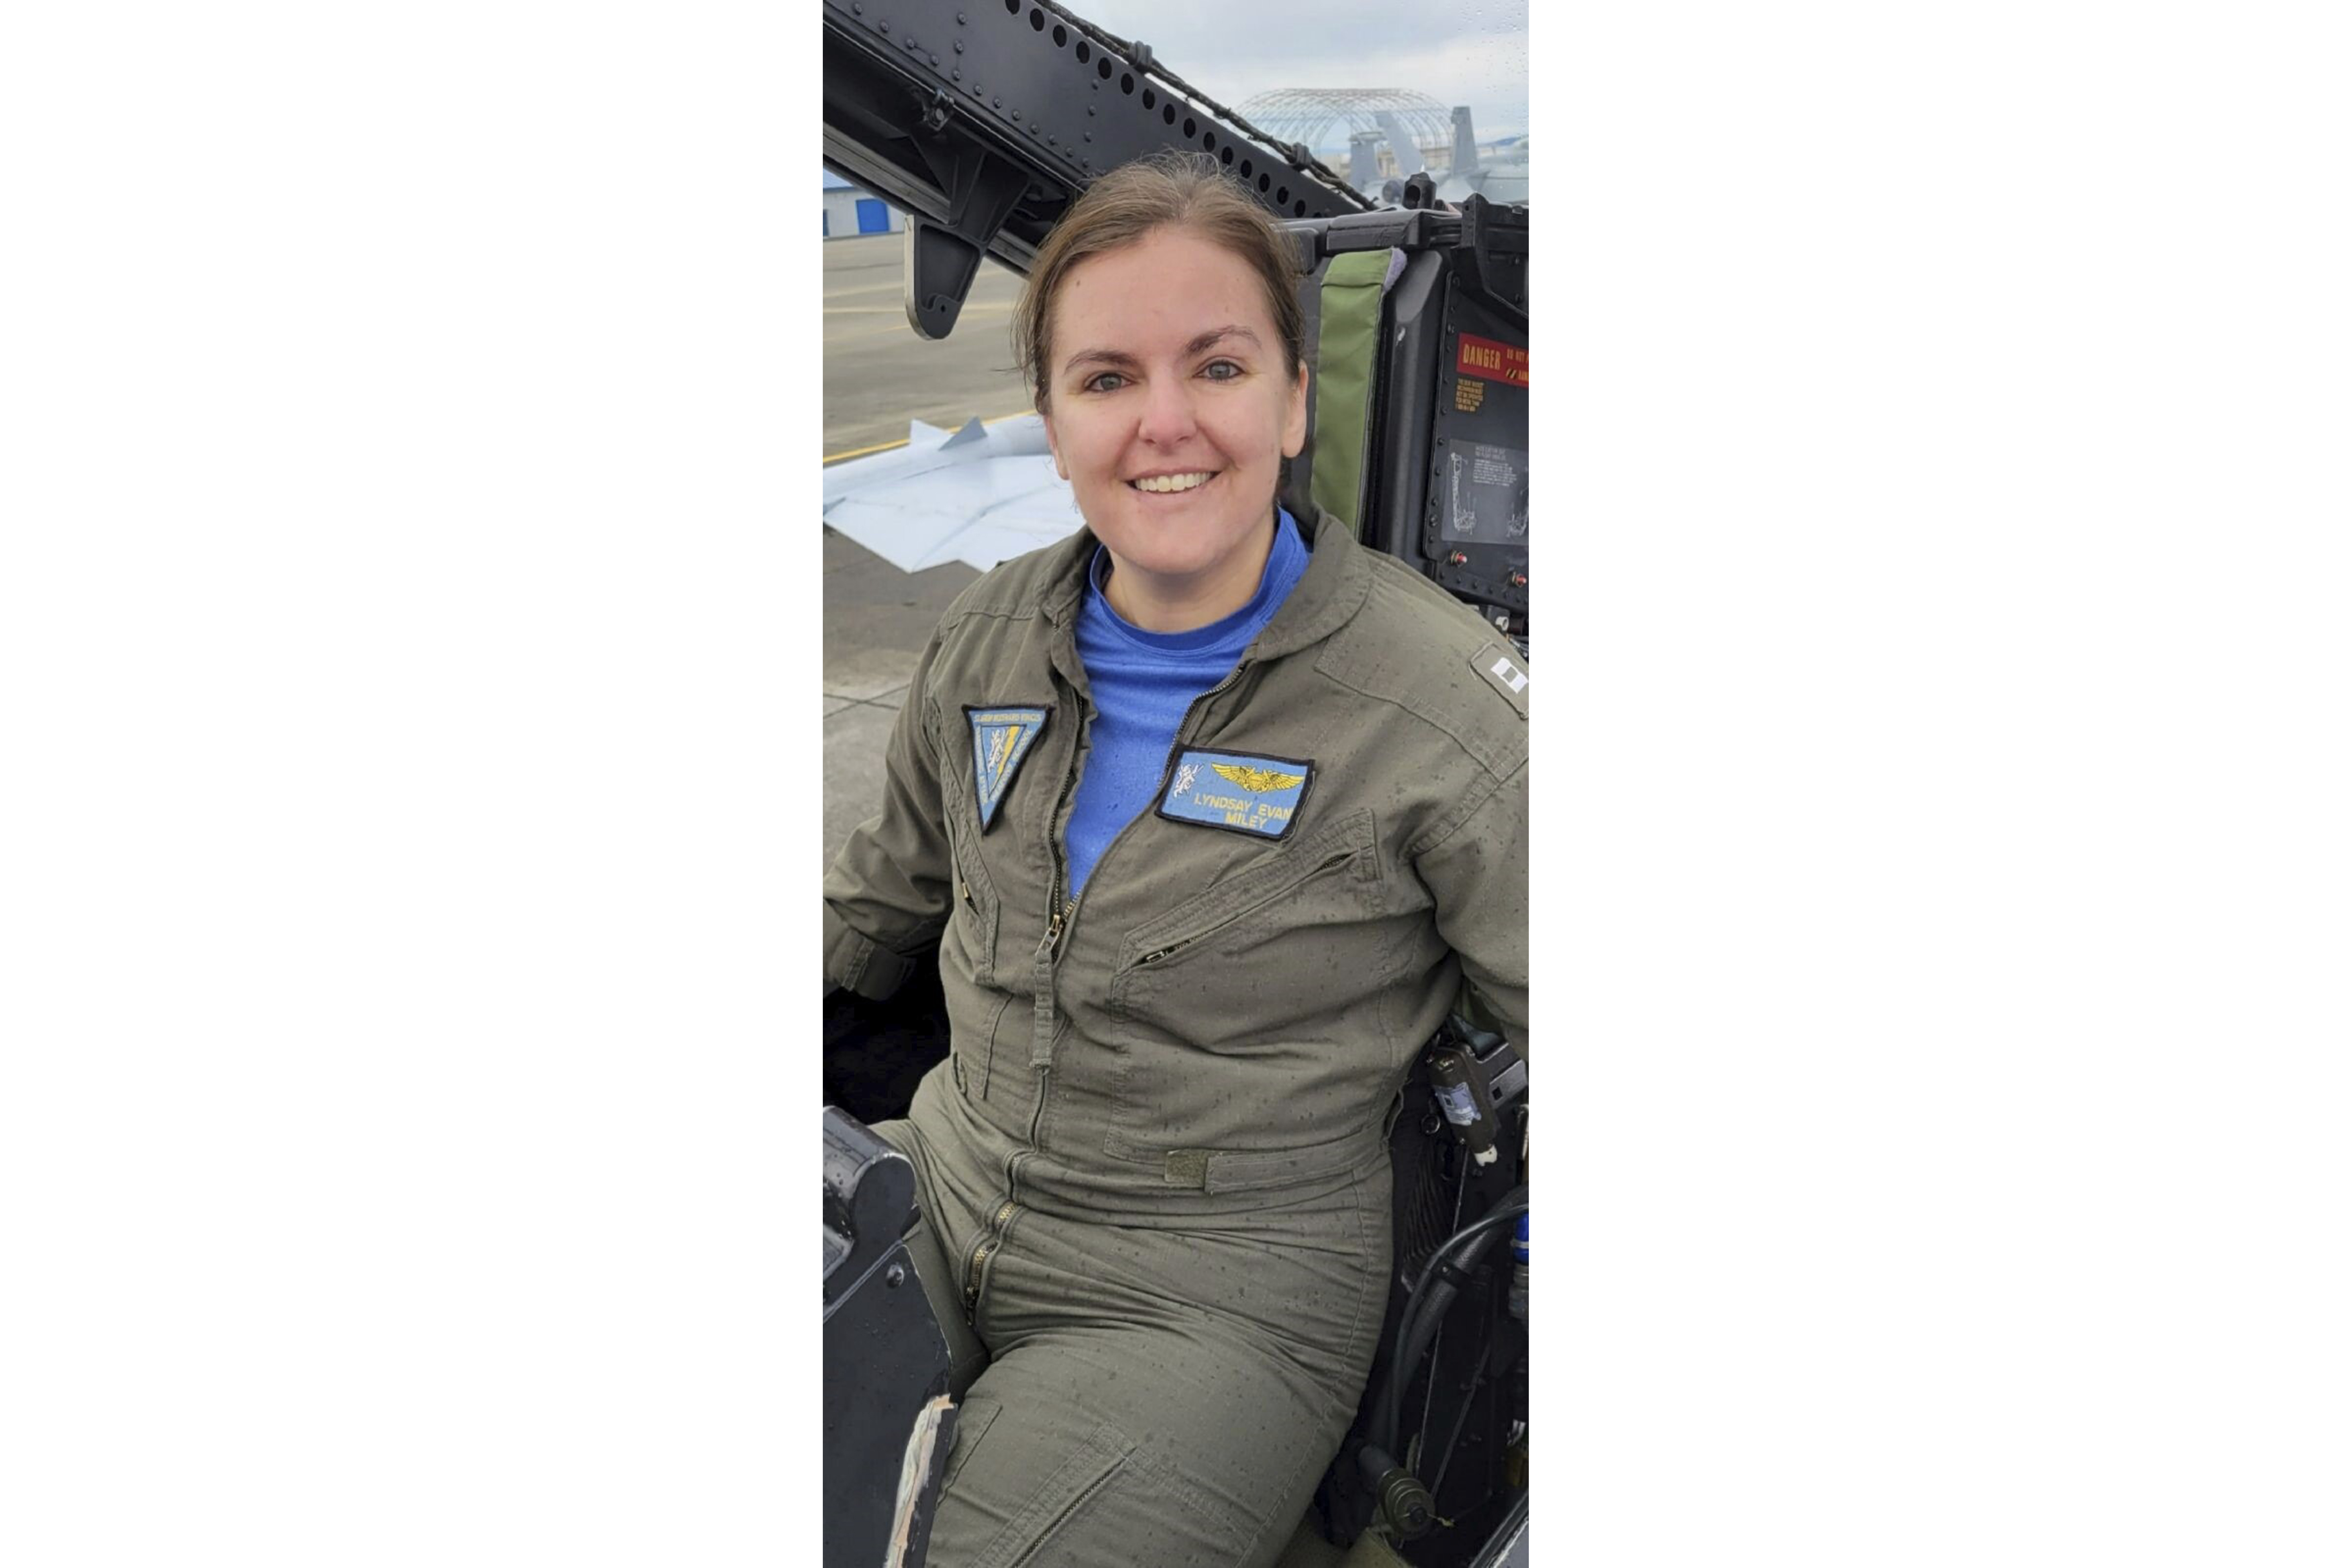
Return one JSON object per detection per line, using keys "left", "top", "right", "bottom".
{"left": 1412, "top": 1145, "right": 1474, "bottom": 1468}
{"left": 1426, "top": 1332, "right": 1519, "bottom": 1506}
{"left": 1424, "top": 1361, "right": 1486, "bottom": 1507}
{"left": 1403, "top": 1199, "right": 1527, "bottom": 1300}
{"left": 1374, "top": 1190, "right": 1526, "bottom": 1457}
{"left": 1381, "top": 1213, "right": 1513, "bottom": 1454}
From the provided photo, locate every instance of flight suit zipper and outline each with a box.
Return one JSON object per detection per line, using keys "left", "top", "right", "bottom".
{"left": 964, "top": 1196, "right": 1020, "bottom": 1314}
{"left": 966, "top": 919, "right": 1069, "bottom": 1321}
{"left": 1176, "top": 661, "right": 1248, "bottom": 753}
{"left": 967, "top": 753, "right": 1077, "bottom": 1324}
{"left": 1035, "top": 649, "right": 1247, "bottom": 973}
{"left": 964, "top": 653, "right": 1250, "bottom": 1323}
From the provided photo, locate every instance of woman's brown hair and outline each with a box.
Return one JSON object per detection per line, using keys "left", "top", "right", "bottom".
{"left": 1012, "top": 151, "right": 1305, "bottom": 414}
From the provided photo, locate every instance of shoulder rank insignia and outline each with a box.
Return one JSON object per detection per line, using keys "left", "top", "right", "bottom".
{"left": 966, "top": 705, "right": 1049, "bottom": 832}
{"left": 1470, "top": 642, "right": 1530, "bottom": 715}
{"left": 1156, "top": 747, "right": 1315, "bottom": 840}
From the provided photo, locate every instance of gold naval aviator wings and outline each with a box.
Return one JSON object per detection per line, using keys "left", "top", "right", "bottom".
{"left": 1209, "top": 762, "right": 1309, "bottom": 793}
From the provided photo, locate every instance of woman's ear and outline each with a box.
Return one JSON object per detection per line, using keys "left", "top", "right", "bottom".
{"left": 1281, "top": 363, "right": 1310, "bottom": 459}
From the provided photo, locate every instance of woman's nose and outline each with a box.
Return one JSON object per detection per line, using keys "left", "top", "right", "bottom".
{"left": 1134, "top": 376, "right": 1198, "bottom": 445}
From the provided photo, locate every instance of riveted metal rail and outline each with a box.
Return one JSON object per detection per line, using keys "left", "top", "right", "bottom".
{"left": 823, "top": 0, "right": 1368, "bottom": 337}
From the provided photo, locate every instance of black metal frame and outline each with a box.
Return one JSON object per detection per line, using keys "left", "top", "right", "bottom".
{"left": 824, "top": 1109, "right": 959, "bottom": 1568}
{"left": 824, "top": 0, "right": 1366, "bottom": 338}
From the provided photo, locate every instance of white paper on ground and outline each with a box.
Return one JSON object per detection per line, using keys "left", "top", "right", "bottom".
{"left": 822, "top": 415, "right": 1083, "bottom": 574}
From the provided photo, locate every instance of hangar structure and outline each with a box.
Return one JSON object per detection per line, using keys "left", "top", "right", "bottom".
{"left": 822, "top": 167, "right": 906, "bottom": 238}
{"left": 1236, "top": 87, "right": 1504, "bottom": 198}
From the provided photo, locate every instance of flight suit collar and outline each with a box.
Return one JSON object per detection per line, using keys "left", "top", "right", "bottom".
{"left": 1035, "top": 506, "right": 1373, "bottom": 663}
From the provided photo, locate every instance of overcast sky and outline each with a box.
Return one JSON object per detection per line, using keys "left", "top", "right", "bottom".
{"left": 1058, "top": 0, "right": 1528, "bottom": 143}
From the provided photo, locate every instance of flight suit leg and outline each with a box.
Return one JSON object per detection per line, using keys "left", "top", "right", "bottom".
{"left": 869, "top": 1117, "right": 991, "bottom": 1396}
{"left": 869, "top": 1114, "right": 1385, "bottom": 1568}
{"left": 922, "top": 1320, "right": 1347, "bottom": 1568}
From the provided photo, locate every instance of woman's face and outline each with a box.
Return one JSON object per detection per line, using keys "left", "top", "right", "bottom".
{"left": 1040, "top": 227, "right": 1309, "bottom": 613}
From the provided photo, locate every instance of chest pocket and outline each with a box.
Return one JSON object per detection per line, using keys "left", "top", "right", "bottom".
{"left": 1107, "top": 807, "right": 1387, "bottom": 1050}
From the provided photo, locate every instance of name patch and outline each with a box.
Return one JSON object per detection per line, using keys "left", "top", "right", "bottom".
{"left": 966, "top": 705, "right": 1049, "bottom": 832}
{"left": 1156, "top": 748, "right": 1315, "bottom": 840}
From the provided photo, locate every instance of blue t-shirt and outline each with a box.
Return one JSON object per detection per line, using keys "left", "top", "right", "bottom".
{"left": 1063, "top": 510, "right": 1309, "bottom": 898}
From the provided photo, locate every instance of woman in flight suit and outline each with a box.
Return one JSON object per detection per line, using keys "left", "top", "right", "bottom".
{"left": 822, "top": 152, "right": 1528, "bottom": 1568}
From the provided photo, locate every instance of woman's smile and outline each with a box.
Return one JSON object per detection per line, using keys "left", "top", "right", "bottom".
{"left": 1040, "top": 227, "right": 1308, "bottom": 630}
{"left": 1125, "top": 470, "right": 1222, "bottom": 495}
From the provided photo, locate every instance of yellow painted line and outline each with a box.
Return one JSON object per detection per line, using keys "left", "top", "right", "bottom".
{"left": 823, "top": 410, "right": 1037, "bottom": 466}
{"left": 826, "top": 300, "right": 1016, "bottom": 316}
{"left": 825, "top": 313, "right": 1017, "bottom": 347}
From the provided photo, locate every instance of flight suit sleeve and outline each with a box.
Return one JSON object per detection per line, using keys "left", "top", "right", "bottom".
{"left": 1412, "top": 755, "right": 1530, "bottom": 1055}
{"left": 822, "top": 627, "right": 955, "bottom": 999}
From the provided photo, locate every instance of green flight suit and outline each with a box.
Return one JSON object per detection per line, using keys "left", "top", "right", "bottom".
{"left": 824, "top": 507, "right": 1528, "bottom": 1568}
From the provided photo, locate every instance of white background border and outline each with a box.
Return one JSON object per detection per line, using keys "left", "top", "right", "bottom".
{"left": 5, "top": 1, "right": 2348, "bottom": 1562}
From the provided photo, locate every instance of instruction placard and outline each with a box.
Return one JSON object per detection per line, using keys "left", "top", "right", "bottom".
{"left": 1446, "top": 443, "right": 1530, "bottom": 544}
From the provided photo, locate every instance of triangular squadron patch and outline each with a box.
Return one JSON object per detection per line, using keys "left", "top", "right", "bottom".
{"left": 966, "top": 705, "right": 1049, "bottom": 831}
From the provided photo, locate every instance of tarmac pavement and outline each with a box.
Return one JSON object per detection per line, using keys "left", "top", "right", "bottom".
{"left": 822, "top": 232, "right": 1032, "bottom": 460}
{"left": 824, "top": 229, "right": 1047, "bottom": 875}
{"left": 822, "top": 528, "right": 978, "bottom": 876}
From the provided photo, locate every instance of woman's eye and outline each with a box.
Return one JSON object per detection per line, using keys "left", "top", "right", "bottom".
{"left": 1202, "top": 360, "right": 1242, "bottom": 381}
{"left": 1084, "top": 371, "right": 1127, "bottom": 393}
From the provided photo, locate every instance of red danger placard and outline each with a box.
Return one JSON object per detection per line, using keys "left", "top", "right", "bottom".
{"left": 1456, "top": 332, "right": 1528, "bottom": 387}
